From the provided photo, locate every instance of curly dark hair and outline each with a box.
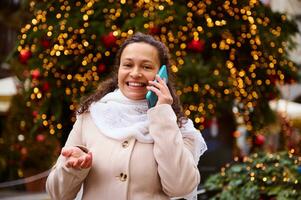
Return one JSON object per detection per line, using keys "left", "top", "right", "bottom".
{"left": 77, "top": 32, "right": 187, "bottom": 126}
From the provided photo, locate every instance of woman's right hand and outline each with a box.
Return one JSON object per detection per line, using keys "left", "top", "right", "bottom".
{"left": 61, "top": 146, "right": 92, "bottom": 169}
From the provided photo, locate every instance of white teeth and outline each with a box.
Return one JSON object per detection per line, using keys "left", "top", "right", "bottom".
{"left": 128, "top": 82, "right": 145, "bottom": 87}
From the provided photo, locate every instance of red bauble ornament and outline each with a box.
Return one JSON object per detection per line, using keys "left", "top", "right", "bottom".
{"left": 20, "top": 147, "right": 28, "bottom": 156}
{"left": 268, "top": 74, "right": 277, "bottom": 85}
{"left": 255, "top": 134, "right": 265, "bottom": 146}
{"left": 98, "top": 63, "right": 106, "bottom": 73}
{"left": 101, "top": 32, "right": 117, "bottom": 48}
{"left": 187, "top": 39, "right": 205, "bottom": 53}
{"left": 42, "top": 82, "right": 50, "bottom": 92}
{"left": 148, "top": 26, "right": 160, "bottom": 35}
{"left": 31, "top": 69, "right": 41, "bottom": 79}
{"left": 200, "top": 118, "right": 212, "bottom": 129}
{"left": 32, "top": 110, "right": 38, "bottom": 117}
{"left": 36, "top": 134, "right": 46, "bottom": 142}
{"left": 19, "top": 49, "right": 32, "bottom": 64}
{"left": 204, "top": 119, "right": 212, "bottom": 129}
{"left": 41, "top": 39, "right": 51, "bottom": 48}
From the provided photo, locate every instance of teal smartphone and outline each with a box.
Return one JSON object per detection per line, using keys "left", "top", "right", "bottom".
{"left": 146, "top": 65, "right": 168, "bottom": 108}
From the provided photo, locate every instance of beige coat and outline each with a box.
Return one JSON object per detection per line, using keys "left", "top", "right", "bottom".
{"left": 46, "top": 105, "right": 201, "bottom": 200}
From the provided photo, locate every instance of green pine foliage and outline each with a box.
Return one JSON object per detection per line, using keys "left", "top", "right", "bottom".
{"left": 204, "top": 151, "right": 301, "bottom": 200}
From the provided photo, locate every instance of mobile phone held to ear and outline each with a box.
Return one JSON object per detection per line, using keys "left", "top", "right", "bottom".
{"left": 146, "top": 65, "right": 168, "bottom": 108}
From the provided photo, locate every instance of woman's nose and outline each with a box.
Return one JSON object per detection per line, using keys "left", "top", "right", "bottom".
{"left": 130, "top": 67, "right": 142, "bottom": 78}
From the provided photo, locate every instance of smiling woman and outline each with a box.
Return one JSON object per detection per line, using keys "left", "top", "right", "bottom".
{"left": 46, "top": 32, "right": 207, "bottom": 200}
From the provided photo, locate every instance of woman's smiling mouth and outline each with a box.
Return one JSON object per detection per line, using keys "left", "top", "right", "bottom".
{"left": 126, "top": 81, "right": 147, "bottom": 87}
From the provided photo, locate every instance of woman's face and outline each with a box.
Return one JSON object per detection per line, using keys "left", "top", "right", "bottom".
{"left": 118, "top": 42, "right": 161, "bottom": 100}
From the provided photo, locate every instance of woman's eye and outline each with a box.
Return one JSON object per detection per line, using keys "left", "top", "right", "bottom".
{"left": 143, "top": 66, "right": 152, "bottom": 70}
{"left": 123, "top": 64, "right": 132, "bottom": 67}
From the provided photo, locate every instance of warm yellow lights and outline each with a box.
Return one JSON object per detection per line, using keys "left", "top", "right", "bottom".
{"left": 14, "top": 0, "right": 297, "bottom": 139}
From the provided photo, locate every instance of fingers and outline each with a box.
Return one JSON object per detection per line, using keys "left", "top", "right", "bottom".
{"left": 65, "top": 151, "right": 93, "bottom": 170}
{"left": 156, "top": 74, "right": 167, "bottom": 84}
{"left": 61, "top": 146, "right": 84, "bottom": 158}
{"left": 65, "top": 157, "right": 78, "bottom": 168}
{"left": 147, "top": 78, "right": 166, "bottom": 95}
{"left": 61, "top": 147, "right": 73, "bottom": 157}
{"left": 80, "top": 152, "right": 93, "bottom": 168}
{"left": 147, "top": 75, "right": 173, "bottom": 106}
{"left": 148, "top": 75, "right": 167, "bottom": 89}
{"left": 146, "top": 84, "right": 161, "bottom": 96}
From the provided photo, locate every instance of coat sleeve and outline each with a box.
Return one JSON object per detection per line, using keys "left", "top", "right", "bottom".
{"left": 147, "top": 104, "right": 203, "bottom": 197}
{"left": 46, "top": 114, "right": 91, "bottom": 200}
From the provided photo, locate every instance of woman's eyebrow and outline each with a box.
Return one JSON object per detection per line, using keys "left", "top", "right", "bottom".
{"left": 141, "top": 59, "right": 154, "bottom": 64}
{"left": 122, "top": 58, "right": 133, "bottom": 61}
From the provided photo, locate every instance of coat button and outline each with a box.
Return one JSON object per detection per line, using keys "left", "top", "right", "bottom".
{"left": 122, "top": 141, "right": 129, "bottom": 148}
{"left": 118, "top": 172, "right": 127, "bottom": 182}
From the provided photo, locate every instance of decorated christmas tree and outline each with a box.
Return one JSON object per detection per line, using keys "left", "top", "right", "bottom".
{"left": 1, "top": 0, "right": 299, "bottom": 181}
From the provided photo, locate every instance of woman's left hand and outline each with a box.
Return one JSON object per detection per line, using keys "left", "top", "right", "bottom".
{"left": 146, "top": 75, "right": 173, "bottom": 106}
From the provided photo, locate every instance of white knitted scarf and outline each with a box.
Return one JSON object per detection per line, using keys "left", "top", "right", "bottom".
{"left": 89, "top": 89, "right": 207, "bottom": 158}
{"left": 89, "top": 89, "right": 152, "bottom": 142}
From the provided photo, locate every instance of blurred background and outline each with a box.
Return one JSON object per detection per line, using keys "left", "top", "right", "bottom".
{"left": 0, "top": 0, "right": 301, "bottom": 199}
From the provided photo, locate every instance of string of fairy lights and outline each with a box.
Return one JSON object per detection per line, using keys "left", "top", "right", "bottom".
{"left": 182, "top": 0, "right": 297, "bottom": 131}
{"left": 16, "top": 0, "right": 298, "bottom": 140}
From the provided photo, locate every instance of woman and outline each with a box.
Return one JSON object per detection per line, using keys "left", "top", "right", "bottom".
{"left": 46, "top": 32, "right": 207, "bottom": 200}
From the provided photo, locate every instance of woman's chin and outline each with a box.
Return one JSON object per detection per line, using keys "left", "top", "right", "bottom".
{"left": 121, "top": 87, "right": 147, "bottom": 100}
